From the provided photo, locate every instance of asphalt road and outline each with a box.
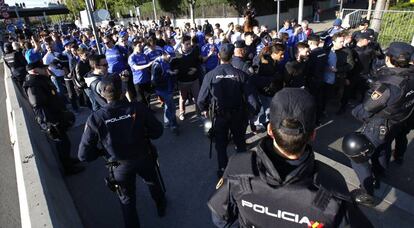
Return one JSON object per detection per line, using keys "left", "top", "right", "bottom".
{"left": 0, "top": 64, "right": 21, "bottom": 227}
{"left": 65, "top": 95, "right": 414, "bottom": 228}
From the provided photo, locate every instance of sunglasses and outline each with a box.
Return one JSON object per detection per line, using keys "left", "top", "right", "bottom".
{"left": 99, "top": 63, "right": 109, "bottom": 67}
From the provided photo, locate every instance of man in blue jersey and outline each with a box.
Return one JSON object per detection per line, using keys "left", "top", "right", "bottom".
{"left": 152, "top": 46, "right": 179, "bottom": 135}
{"left": 103, "top": 35, "right": 129, "bottom": 75}
{"left": 128, "top": 40, "right": 154, "bottom": 106}
{"left": 144, "top": 36, "right": 164, "bottom": 62}
{"left": 201, "top": 34, "right": 219, "bottom": 74}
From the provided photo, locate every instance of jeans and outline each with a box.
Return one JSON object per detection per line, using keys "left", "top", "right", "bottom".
{"left": 158, "top": 92, "right": 177, "bottom": 128}
{"left": 51, "top": 76, "right": 66, "bottom": 95}
{"left": 254, "top": 94, "right": 271, "bottom": 127}
{"left": 84, "top": 88, "right": 100, "bottom": 111}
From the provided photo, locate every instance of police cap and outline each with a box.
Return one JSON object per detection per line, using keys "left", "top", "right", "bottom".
{"left": 270, "top": 88, "right": 316, "bottom": 135}
{"left": 354, "top": 32, "right": 371, "bottom": 41}
{"left": 234, "top": 40, "right": 246, "bottom": 49}
{"left": 386, "top": 42, "right": 414, "bottom": 61}
{"left": 342, "top": 132, "right": 375, "bottom": 163}
{"left": 359, "top": 18, "right": 370, "bottom": 26}
{"left": 26, "top": 60, "right": 46, "bottom": 71}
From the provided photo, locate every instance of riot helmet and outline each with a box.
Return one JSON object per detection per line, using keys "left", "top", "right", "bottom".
{"left": 342, "top": 132, "right": 375, "bottom": 163}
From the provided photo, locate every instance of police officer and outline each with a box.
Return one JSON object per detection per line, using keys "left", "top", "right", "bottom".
{"left": 351, "top": 32, "right": 376, "bottom": 101}
{"left": 380, "top": 42, "right": 414, "bottom": 164}
{"left": 198, "top": 43, "right": 258, "bottom": 177}
{"left": 3, "top": 42, "right": 27, "bottom": 88}
{"left": 231, "top": 40, "right": 253, "bottom": 76}
{"left": 23, "top": 59, "right": 84, "bottom": 175}
{"left": 78, "top": 75, "right": 166, "bottom": 228}
{"left": 349, "top": 42, "right": 414, "bottom": 205}
{"left": 208, "top": 88, "right": 373, "bottom": 227}
{"left": 307, "top": 35, "right": 328, "bottom": 123}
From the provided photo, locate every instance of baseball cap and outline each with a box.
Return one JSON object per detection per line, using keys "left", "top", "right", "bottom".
{"left": 26, "top": 60, "right": 46, "bottom": 71}
{"left": 333, "top": 18, "right": 342, "bottom": 26}
{"left": 386, "top": 42, "right": 414, "bottom": 61}
{"left": 359, "top": 19, "right": 370, "bottom": 26}
{"left": 354, "top": 32, "right": 371, "bottom": 41}
{"left": 119, "top": 31, "right": 127, "bottom": 38}
{"left": 219, "top": 43, "right": 235, "bottom": 58}
{"left": 270, "top": 88, "right": 317, "bottom": 135}
{"left": 63, "top": 39, "right": 73, "bottom": 47}
{"left": 163, "top": 45, "right": 176, "bottom": 57}
{"left": 234, "top": 40, "right": 246, "bottom": 49}
{"left": 25, "top": 49, "right": 42, "bottom": 64}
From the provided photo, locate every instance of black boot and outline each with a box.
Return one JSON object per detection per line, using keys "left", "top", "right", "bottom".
{"left": 351, "top": 188, "right": 376, "bottom": 208}
{"left": 156, "top": 198, "right": 167, "bottom": 217}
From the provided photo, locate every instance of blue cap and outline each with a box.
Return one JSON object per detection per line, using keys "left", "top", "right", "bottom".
{"left": 386, "top": 42, "right": 414, "bottom": 61}
{"left": 163, "top": 45, "right": 176, "bottom": 57}
{"left": 25, "top": 49, "right": 42, "bottom": 64}
{"left": 333, "top": 18, "right": 342, "bottom": 26}
{"left": 119, "top": 31, "right": 127, "bottom": 38}
{"left": 63, "top": 39, "right": 73, "bottom": 47}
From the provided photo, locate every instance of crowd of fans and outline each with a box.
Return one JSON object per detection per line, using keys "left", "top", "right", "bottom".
{"left": 3, "top": 16, "right": 385, "bottom": 133}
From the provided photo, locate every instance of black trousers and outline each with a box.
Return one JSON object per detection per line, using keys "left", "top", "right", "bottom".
{"left": 214, "top": 110, "right": 248, "bottom": 170}
{"left": 64, "top": 79, "right": 79, "bottom": 112}
{"left": 134, "top": 82, "right": 153, "bottom": 106}
{"left": 55, "top": 131, "right": 74, "bottom": 169}
{"left": 113, "top": 159, "right": 165, "bottom": 228}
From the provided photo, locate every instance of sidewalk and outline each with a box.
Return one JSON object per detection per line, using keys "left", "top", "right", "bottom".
{"left": 308, "top": 0, "right": 368, "bottom": 32}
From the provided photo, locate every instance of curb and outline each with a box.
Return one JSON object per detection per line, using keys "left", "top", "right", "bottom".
{"left": 3, "top": 63, "right": 84, "bottom": 228}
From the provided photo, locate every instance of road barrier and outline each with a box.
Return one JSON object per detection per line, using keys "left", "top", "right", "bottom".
{"left": 341, "top": 8, "right": 414, "bottom": 47}
{"left": 3, "top": 64, "right": 83, "bottom": 228}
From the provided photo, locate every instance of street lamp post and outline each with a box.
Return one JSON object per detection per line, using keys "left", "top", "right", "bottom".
{"left": 85, "top": 0, "right": 102, "bottom": 54}
{"left": 298, "top": 0, "right": 304, "bottom": 24}
{"left": 274, "top": 0, "right": 281, "bottom": 31}
{"left": 152, "top": 0, "right": 157, "bottom": 21}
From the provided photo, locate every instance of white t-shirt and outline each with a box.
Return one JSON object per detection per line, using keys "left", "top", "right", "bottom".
{"left": 43, "top": 52, "right": 65, "bottom": 77}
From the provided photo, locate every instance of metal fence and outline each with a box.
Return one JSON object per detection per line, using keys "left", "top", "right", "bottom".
{"left": 341, "top": 8, "right": 414, "bottom": 47}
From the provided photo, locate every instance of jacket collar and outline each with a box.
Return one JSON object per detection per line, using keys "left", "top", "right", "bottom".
{"left": 254, "top": 137, "right": 315, "bottom": 186}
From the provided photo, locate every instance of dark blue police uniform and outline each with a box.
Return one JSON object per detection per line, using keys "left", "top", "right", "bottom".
{"left": 78, "top": 99, "right": 165, "bottom": 228}
{"left": 198, "top": 62, "right": 258, "bottom": 175}
{"left": 350, "top": 42, "right": 414, "bottom": 195}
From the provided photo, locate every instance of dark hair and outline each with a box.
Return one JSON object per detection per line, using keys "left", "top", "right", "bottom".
{"left": 89, "top": 54, "right": 106, "bottom": 68}
{"left": 273, "top": 119, "right": 312, "bottom": 155}
{"left": 308, "top": 34, "right": 320, "bottom": 42}
{"left": 182, "top": 35, "right": 192, "bottom": 43}
{"left": 100, "top": 76, "right": 122, "bottom": 101}
{"left": 296, "top": 42, "right": 309, "bottom": 50}
{"left": 219, "top": 49, "right": 232, "bottom": 62}
{"left": 244, "top": 32, "right": 254, "bottom": 37}
{"left": 271, "top": 43, "right": 285, "bottom": 54}
{"left": 332, "top": 32, "right": 344, "bottom": 42}
{"left": 4, "top": 43, "right": 13, "bottom": 54}
{"left": 147, "top": 36, "right": 157, "bottom": 46}
{"left": 388, "top": 53, "right": 410, "bottom": 68}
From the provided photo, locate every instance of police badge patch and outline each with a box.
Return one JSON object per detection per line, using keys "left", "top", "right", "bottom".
{"left": 371, "top": 90, "right": 382, "bottom": 100}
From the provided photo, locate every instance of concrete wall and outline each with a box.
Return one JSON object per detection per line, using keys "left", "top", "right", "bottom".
{"left": 4, "top": 64, "right": 83, "bottom": 228}
{"left": 119, "top": 0, "right": 337, "bottom": 30}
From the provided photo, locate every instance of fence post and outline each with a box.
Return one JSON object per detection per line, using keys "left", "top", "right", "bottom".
{"left": 371, "top": 0, "right": 386, "bottom": 32}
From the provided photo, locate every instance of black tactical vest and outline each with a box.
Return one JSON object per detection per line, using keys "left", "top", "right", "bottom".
{"left": 223, "top": 149, "right": 348, "bottom": 228}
